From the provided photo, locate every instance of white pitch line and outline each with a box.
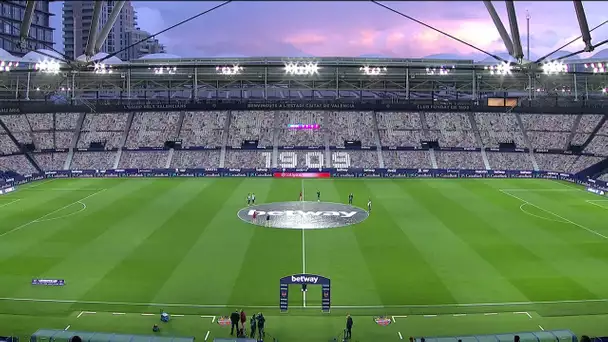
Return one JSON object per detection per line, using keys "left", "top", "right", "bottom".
{"left": 0, "top": 199, "right": 20, "bottom": 208}
{"left": 423, "top": 315, "right": 436, "bottom": 318}
{"left": 453, "top": 314, "right": 466, "bottom": 317}
{"left": 514, "top": 311, "right": 533, "bottom": 319}
{"left": 173, "top": 314, "right": 184, "bottom": 317}
{"left": 76, "top": 311, "right": 84, "bottom": 318}
{"left": 301, "top": 178, "right": 307, "bottom": 308}
{"left": 484, "top": 313, "right": 498, "bottom": 316}
{"left": 539, "top": 325, "right": 544, "bottom": 331}
{"left": 392, "top": 316, "right": 396, "bottom": 322}
{"left": 112, "top": 312, "right": 125, "bottom": 315}
{"left": 0, "top": 297, "right": 605, "bottom": 310}
{"left": 204, "top": 331, "right": 210, "bottom": 341}
{"left": 142, "top": 313, "right": 154, "bottom": 316}
{"left": 64, "top": 325, "right": 70, "bottom": 331}
{"left": 0, "top": 188, "right": 106, "bottom": 239}
{"left": 212, "top": 316, "right": 216, "bottom": 323}
{"left": 499, "top": 189, "right": 608, "bottom": 240}
{"left": 587, "top": 200, "right": 608, "bottom": 210}
{"left": 398, "top": 332, "right": 403, "bottom": 340}
{"left": 25, "top": 179, "right": 56, "bottom": 188}
{"left": 498, "top": 188, "right": 579, "bottom": 192}
{"left": 83, "top": 311, "right": 96, "bottom": 314}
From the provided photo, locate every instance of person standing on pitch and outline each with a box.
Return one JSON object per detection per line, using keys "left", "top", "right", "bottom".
{"left": 249, "top": 314, "right": 257, "bottom": 339}
{"left": 230, "top": 310, "right": 240, "bottom": 336}
{"left": 348, "top": 193, "right": 353, "bottom": 205}
{"left": 367, "top": 198, "right": 372, "bottom": 213}
{"left": 345, "top": 314, "right": 353, "bottom": 339}
{"left": 251, "top": 193, "right": 256, "bottom": 205}
{"left": 257, "top": 313, "right": 266, "bottom": 341}
{"left": 239, "top": 309, "right": 247, "bottom": 337}
{"left": 317, "top": 190, "right": 321, "bottom": 202}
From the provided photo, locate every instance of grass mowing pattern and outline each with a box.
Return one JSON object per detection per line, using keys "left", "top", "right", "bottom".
{"left": 1, "top": 178, "right": 608, "bottom": 341}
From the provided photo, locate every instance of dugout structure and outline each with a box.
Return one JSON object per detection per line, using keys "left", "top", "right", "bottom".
{"left": 415, "top": 330, "right": 577, "bottom": 342}
{"left": 280, "top": 273, "right": 330, "bottom": 313}
{"left": 30, "top": 330, "right": 195, "bottom": 342}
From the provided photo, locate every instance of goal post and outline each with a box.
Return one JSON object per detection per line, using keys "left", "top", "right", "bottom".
{"left": 279, "top": 273, "right": 330, "bottom": 313}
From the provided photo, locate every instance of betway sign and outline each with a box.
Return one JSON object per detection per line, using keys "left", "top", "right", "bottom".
{"left": 291, "top": 275, "right": 319, "bottom": 284}
{"left": 247, "top": 210, "right": 358, "bottom": 218}
{"left": 237, "top": 201, "right": 368, "bottom": 230}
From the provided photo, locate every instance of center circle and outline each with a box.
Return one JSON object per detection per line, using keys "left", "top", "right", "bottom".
{"left": 237, "top": 201, "right": 369, "bottom": 230}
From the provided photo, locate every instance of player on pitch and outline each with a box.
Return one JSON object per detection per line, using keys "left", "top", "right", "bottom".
{"left": 299, "top": 191, "right": 303, "bottom": 201}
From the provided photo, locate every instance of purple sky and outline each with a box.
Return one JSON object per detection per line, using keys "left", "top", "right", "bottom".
{"left": 49, "top": 1, "right": 608, "bottom": 60}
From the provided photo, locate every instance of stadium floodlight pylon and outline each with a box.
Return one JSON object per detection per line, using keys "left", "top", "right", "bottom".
{"left": 541, "top": 60, "right": 568, "bottom": 75}
{"left": 0, "top": 61, "right": 18, "bottom": 72}
{"left": 584, "top": 62, "right": 606, "bottom": 74}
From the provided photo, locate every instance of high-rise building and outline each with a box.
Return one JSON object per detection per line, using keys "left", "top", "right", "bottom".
{"left": 63, "top": 0, "right": 163, "bottom": 61}
{"left": 125, "top": 28, "right": 165, "bottom": 59}
{"left": 0, "top": 0, "right": 54, "bottom": 56}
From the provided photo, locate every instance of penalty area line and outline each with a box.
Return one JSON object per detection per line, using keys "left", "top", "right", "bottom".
{"left": 499, "top": 189, "right": 608, "bottom": 240}
{"left": 0, "top": 189, "right": 106, "bottom": 239}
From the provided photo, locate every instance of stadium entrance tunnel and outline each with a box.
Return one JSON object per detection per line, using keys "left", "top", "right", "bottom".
{"left": 237, "top": 201, "right": 368, "bottom": 229}
{"left": 280, "top": 274, "right": 331, "bottom": 312}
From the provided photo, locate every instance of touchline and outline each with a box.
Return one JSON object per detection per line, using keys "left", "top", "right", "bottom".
{"left": 247, "top": 210, "right": 359, "bottom": 218}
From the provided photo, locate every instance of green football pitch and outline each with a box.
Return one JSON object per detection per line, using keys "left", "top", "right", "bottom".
{"left": 1, "top": 177, "right": 608, "bottom": 341}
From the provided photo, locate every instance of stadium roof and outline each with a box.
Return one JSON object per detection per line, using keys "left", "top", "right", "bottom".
{"left": 0, "top": 48, "right": 19, "bottom": 62}
{"left": 76, "top": 53, "right": 124, "bottom": 65}
{"left": 21, "top": 49, "right": 64, "bottom": 63}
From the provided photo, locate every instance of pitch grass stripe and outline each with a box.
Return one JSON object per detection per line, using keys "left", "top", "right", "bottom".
{"left": 2, "top": 296, "right": 608, "bottom": 308}
{"left": 0, "top": 189, "right": 107, "bottom": 238}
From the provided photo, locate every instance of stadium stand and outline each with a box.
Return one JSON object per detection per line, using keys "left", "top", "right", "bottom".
{"left": 179, "top": 111, "right": 227, "bottom": 147}
{"left": 227, "top": 111, "right": 274, "bottom": 147}
{"left": 0, "top": 111, "right": 606, "bottom": 178}
{"left": 171, "top": 150, "right": 221, "bottom": 169}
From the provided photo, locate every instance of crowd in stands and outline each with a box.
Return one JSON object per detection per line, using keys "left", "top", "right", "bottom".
{"left": 171, "top": 150, "right": 221, "bottom": 169}
{"left": 436, "top": 151, "right": 485, "bottom": 170}
{"left": 327, "top": 111, "right": 376, "bottom": 146}
{"left": 227, "top": 111, "right": 274, "bottom": 147}
{"left": 383, "top": 151, "right": 432, "bottom": 169}
{"left": 277, "top": 111, "right": 325, "bottom": 146}
{"left": 486, "top": 152, "right": 534, "bottom": 170}
{"left": 71, "top": 151, "right": 116, "bottom": 170}
{"left": 179, "top": 111, "right": 227, "bottom": 147}
{"left": 0, "top": 111, "right": 606, "bottom": 177}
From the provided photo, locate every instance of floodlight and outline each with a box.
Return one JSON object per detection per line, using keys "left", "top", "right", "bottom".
{"left": 216, "top": 65, "right": 242, "bottom": 75}
{"left": 584, "top": 62, "right": 606, "bottom": 74}
{"left": 35, "top": 60, "right": 60, "bottom": 74}
{"left": 360, "top": 66, "right": 387, "bottom": 76}
{"left": 541, "top": 60, "right": 568, "bottom": 74}
{"left": 0, "top": 61, "right": 18, "bottom": 72}
{"left": 426, "top": 66, "right": 453, "bottom": 76}
{"left": 484, "top": 62, "right": 512, "bottom": 76}
{"left": 284, "top": 62, "right": 319, "bottom": 76}
{"left": 603, "top": 87, "right": 607, "bottom": 94}
{"left": 94, "top": 63, "right": 113, "bottom": 74}
{"left": 153, "top": 66, "right": 177, "bottom": 75}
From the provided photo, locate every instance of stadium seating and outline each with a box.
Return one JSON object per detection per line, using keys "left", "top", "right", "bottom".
{"left": 0, "top": 111, "right": 605, "bottom": 176}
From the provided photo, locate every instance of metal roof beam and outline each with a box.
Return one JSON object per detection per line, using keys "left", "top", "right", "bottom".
{"left": 85, "top": 0, "right": 103, "bottom": 58}
{"left": 573, "top": 1, "right": 593, "bottom": 52}
{"left": 18, "top": 0, "right": 36, "bottom": 46}
{"left": 483, "top": 1, "right": 514, "bottom": 57}
{"left": 95, "top": 0, "right": 126, "bottom": 54}
{"left": 505, "top": 1, "right": 524, "bottom": 61}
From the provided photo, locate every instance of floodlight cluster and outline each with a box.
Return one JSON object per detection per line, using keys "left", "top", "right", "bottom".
{"left": 216, "top": 65, "right": 242, "bottom": 75}
{"left": 94, "top": 63, "right": 113, "bottom": 74}
{"left": 426, "top": 66, "right": 453, "bottom": 76}
{"left": 284, "top": 62, "right": 318, "bottom": 76}
{"left": 584, "top": 62, "right": 606, "bottom": 74}
{"left": 360, "top": 66, "right": 387, "bottom": 76}
{"left": 603, "top": 87, "right": 607, "bottom": 94}
{"left": 541, "top": 61, "right": 568, "bottom": 75}
{"left": 485, "top": 62, "right": 512, "bottom": 76}
{"left": 35, "top": 60, "right": 60, "bottom": 74}
{"left": 153, "top": 66, "right": 177, "bottom": 75}
{"left": 0, "top": 61, "right": 18, "bottom": 72}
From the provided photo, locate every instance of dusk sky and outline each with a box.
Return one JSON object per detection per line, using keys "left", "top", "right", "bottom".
{"left": 48, "top": 1, "right": 608, "bottom": 60}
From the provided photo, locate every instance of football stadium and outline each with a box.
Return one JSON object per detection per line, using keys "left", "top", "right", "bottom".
{"left": 1, "top": 1, "right": 608, "bottom": 342}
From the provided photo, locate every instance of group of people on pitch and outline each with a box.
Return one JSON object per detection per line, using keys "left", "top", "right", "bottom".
{"left": 230, "top": 309, "right": 265, "bottom": 340}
